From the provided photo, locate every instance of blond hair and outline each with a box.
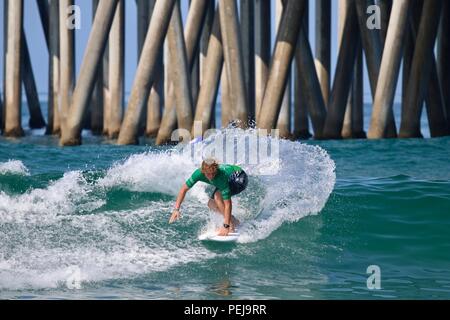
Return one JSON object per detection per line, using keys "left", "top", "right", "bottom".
{"left": 201, "top": 158, "right": 219, "bottom": 173}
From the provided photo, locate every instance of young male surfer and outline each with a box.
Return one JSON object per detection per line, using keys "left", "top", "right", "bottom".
{"left": 169, "top": 158, "right": 248, "bottom": 236}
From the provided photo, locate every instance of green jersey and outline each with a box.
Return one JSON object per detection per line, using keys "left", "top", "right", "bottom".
{"left": 185, "top": 164, "right": 242, "bottom": 200}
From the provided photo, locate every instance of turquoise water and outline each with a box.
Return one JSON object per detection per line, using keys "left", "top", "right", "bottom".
{"left": 1, "top": 131, "right": 449, "bottom": 299}
{"left": 0, "top": 102, "right": 449, "bottom": 299}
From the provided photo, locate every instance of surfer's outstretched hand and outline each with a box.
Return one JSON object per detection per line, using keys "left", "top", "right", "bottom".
{"left": 169, "top": 210, "right": 180, "bottom": 223}
{"left": 217, "top": 227, "right": 229, "bottom": 236}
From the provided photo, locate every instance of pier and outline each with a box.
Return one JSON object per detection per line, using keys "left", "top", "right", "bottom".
{"left": 0, "top": 0, "right": 449, "bottom": 145}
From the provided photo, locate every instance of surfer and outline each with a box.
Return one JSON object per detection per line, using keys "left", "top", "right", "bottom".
{"left": 169, "top": 158, "right": 248, "bottom": 236}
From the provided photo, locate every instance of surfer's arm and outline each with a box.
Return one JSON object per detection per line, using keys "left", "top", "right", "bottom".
{"left": 217, "top": 199, "right": 232, "bottom": 236}
{"left": 223, "top": 199, "right": 232, "bottom": 225}
{"left": 169, "top": 183, "right": 189, "bottom": 223}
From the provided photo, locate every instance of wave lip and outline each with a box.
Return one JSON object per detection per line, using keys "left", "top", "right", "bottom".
{"left": 178, "top": 127, "right": 337, "bottom": 243}
{"left": 0, "top": 160, "right": 30, "bottom": 176}
{"left": 0, "top": 171, "right": 105, "bottom": 223}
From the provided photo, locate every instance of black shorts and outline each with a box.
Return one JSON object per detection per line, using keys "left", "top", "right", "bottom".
{"left": 210, "top": 170, "right": 248, "bottom": 199}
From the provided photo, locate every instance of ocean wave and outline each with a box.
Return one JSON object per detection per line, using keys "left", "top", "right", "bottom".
{"left": 0, "top": 128, "right": 336, "bottom": 289}
{"left": 0, "top": 160, "right": 30, "bottom": 176}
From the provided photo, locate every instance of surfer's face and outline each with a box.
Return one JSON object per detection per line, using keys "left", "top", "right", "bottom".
{"left": 203, "top": 167, "right": 217, "bottom": 181}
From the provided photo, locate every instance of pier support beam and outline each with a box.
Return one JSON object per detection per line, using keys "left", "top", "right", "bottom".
{"left": 117, "top": 0, "right": 175, "bottom": 145}
{"left": 0, "top": 92, "right": 3, "bottom": 132}
{"left": 60, "top": 0, "right": 119, "bottom": 146}
{"left": 199, "top": 2, "right": 215, "bottom": 128}
{"left": 407, "top": 1, "right": 447, "bottom": 138}
{"left": 315, "top": 0, "right": 330, "bottom": 107}
{"left": 46, "top": 0, "right": 60, "bottom": 135}
{"left": 293, "top": 0, "right": 311, "bottom": 140}
{"left": 91, "top": 0, "right": 105, "bottom": 135}
{"left": 2, "top": 0, "right": 7, "bottom": 131}
{"left": 254, "top": 0, "right": 271, "bottom": 122}
{"left": 219, "top": 0, "right": 248, "bottom": 125}
{"left": 342, "top": 43, "right": 364, "bottom": 139}
{"left": 276, "top": 0, "right": 291, "bottom": 139}
{"left": 108, "top": 0, "right": 124, "bottom": 139}
{"left": 136, "top": 1, "right": 163, "bottom": 138}
{"left": 323, "top": 0, "right": 359, "bottom": 139}
{"left": 59, "top": 0, "right": 75, "bottom": 135}
{"left": 352, "top": 47, "right": 365, "bottom": 138}
{"left": 438, "top": 1, "right": 450, "bottom": 133}
{"left": 295, "top": 27, "right": 327, "bottom": 139}
{"left": 368, "top": 0, "right": 410, "bottom": 139}
{"left": 156, "top": 0, "right": 208, "bottom": 145}
{"left": 137, "top": 0, "right": 156, "bottom": 136}
{"left": 145, "top": 51, "right": 163, "bottom": 137}
{"left": 36, "top": 0, "right": 49, "bottom": 49}
{"left": 340, "top": 0, "right": 353, "bottom": 138}
{"left": 258, "top": 0, "right": 306, "bottom": 131}
{"left": 355, "top": 0, "right": 396, "bottom": 137}
{"left": 22, "top": 33, "right": 46, "bottom": 129}
{"left": 221, "top": 69, "right": 231, "bottom": 127}
{"left": 400, "top": 0, "right": 443, "bottom": 138}
{"left": 4, "top": 0, "right": 24, "bottom": 137}
{"left": 193, "top": 7, "right": 223, "bottom": 136}
{"left": 240, "top": 0, "right": 255, "bottom": 121}
{"left": 379, "top": 0, "right": 392, "bottom": 44}
{"left": 167, "top": 1, "right": 193, "bottom": 131}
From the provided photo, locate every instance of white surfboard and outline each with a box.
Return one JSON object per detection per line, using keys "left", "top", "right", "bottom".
{"left": 198, "top": 231, "right": 240, "bottom": 242}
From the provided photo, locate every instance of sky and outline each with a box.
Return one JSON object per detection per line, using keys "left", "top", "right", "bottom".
{"left": 0, "top": 0, "right": 395, "bottom": 103}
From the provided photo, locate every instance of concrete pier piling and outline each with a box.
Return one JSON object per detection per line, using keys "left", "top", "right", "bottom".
{"left": 91, "top": 0, "right": 105, "bottom": 135}
{"left": 36, "top": 0, "right": 50, "bottom": 49}
{"left": 221, "top": 68, "right": 231, "bottom": 128}
{"left": 59, "top": 0, "right": 75, "bottom": 135}
{"left": 240, "top": 0, "right": 255, "bottom": 122}
{"left": 22, "top": 33, "right": 46, "bottom": 129}
{"left": 315, "top": 0, "right": 331, "bottom": 108}
{"left": 406, "top": 0, "right": 447, "bottom": 138}
{"left": 118, "top": 0, "right": 175, "bottom": 145}
{"left": 323, "top": 0, "right": 359, "bottom": 139}
{"left": 193, "top": 6, "right": 224, "bottom": 136}
{"left": 4, "top": 0, "right": 24, "bottom": 137}
{"left": 342, "top": 43, "right": 364, "bottom": 139}
{"left": 136, "top": 0, "right": 163, "bottom": 138}
{"left": 275, "top": 0, "right": 291, "bottom": 139}
{"left": 400, "top": 0, "right": 443, "bottom": 138}
{"left": 2, "top": 0, "right": 7, "bottom": 131}
{"left": 155, "top": 0, "right": 208, "bottom": 145}
{"left": 295, "top": 27, "right": 327, "bottom": 139}
{"left": 368, "top": 0, "right": 410, "bottom": 139}
{"left": 355, "top": 0, "right": 396, "bottom": 137}
{"left": 0, "top": 93, "right": 3, "bottom": 131}
{"left": 219, "top": 0, "right": 248, "bottom": 125}
{"left": 379, "top": 0, "right": 392, "bottom": 44}
{"left": 46, "top": 0, "right": 60, "bottom": 135}
{"left": 108, "top": 0, "right": 125, "bottom": 139}
{"left": 167, "top": 1, "right": 194, "bottom": 131}
{"left": 258, "top": 0, "right": 307, "bottom": 131}
{"left": 199, "top": 1, "right": 215, "bottom": 129}
{"left": 351, "top": 46, "right": 365, "bottom": 138}
{"left": 2, "top": 0, "right": 449, "bottom": 143}
{"left": 438, "top": 1, "right": 450, "bottom": 131}
{"left": 60, "top": 0, "right": 119, "bottom": 145}
{"left": 254, "top": 0, "right": 271, "bottom": 122}
{"left": 294, "top": 0, "right": 312, "bottom": 140}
